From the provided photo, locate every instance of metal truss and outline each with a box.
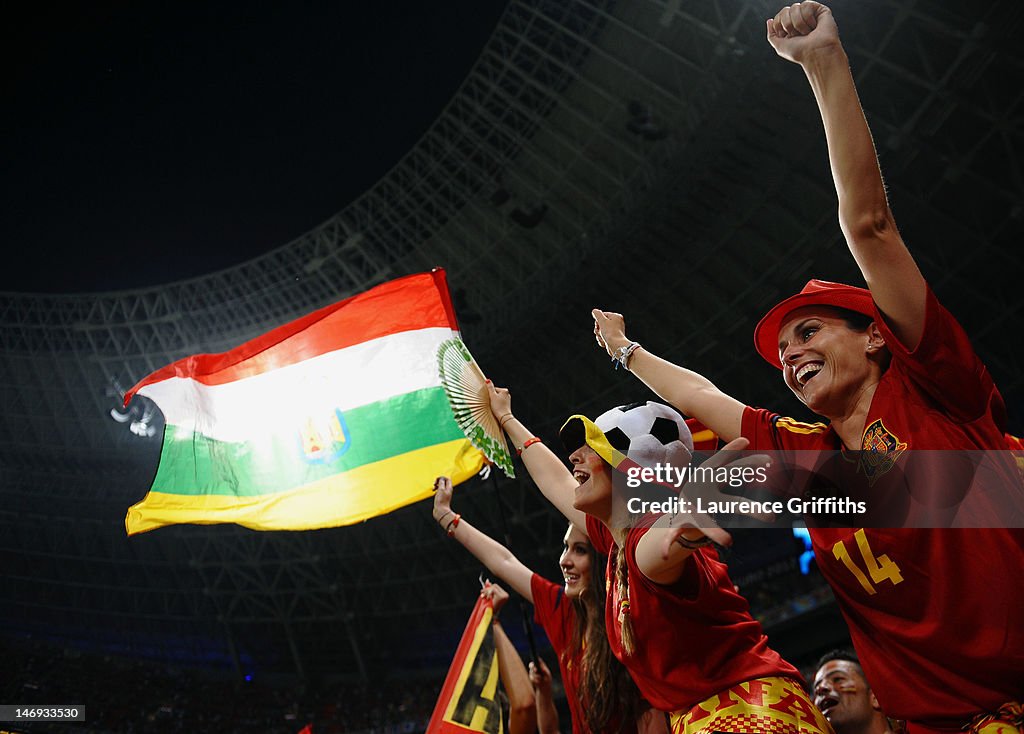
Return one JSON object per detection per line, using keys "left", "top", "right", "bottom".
{"left": 2, "top": 0, "right": 1022, "bottom": 678}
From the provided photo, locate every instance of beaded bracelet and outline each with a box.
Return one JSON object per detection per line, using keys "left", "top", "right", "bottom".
{"left": 445, "top": 513, "right": 462, "bottom": 537}
{"left": 517, "top": 437, "right": 542, "bottom": 456}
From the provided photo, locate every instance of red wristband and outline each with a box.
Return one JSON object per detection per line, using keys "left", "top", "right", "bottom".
{"left": 446, "top": 513, "right": 461, "bottom": 537}
{"left": 517, "top": 437, "right": 542, "bottom": 456}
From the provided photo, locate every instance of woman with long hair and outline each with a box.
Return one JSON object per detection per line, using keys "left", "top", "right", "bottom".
{"left": 488, "top": 383, "right": 832, "bottom": 734}
{"left": 432, "top": 475, "right": 652, "bottom": 734}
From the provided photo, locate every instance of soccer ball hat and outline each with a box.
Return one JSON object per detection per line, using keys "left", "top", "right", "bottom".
{"left": 559, "top": 401, "right": 694, "bottom": 472}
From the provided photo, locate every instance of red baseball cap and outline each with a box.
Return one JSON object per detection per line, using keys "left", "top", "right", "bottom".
{"left": 753, "top": 279, "right": 876, "bottom": 369}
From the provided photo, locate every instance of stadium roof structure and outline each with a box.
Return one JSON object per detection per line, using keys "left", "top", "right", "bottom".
{"left": 2, "top": 0, "right": 1022, "bottom": 680}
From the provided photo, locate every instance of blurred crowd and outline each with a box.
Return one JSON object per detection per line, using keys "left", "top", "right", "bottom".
{"left": 1, "top": 638, "right": 442, "bottom": 734}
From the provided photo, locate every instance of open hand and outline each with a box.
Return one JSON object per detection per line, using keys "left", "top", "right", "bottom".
{"left": 659, "top": 437, "right": 774, "bottom": 557}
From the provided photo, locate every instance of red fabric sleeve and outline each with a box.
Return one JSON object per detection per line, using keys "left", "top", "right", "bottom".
{"left": 530, "top": 573, "right": 568, "bottom": 651}
{"left": 623, "top": 519, "right": 704, "bottom": 600}
{"left": 741, "top": 406, "right": 783, "bottom": 451}
{"left": 872, "top": 285, "right": 993, "bottom": 422}
{"left": 585, "top": 513, "right": 613, "bottom": 555}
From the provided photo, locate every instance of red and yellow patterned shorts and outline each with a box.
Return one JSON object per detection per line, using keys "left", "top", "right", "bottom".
{"left": 969, "top": 703, "right": 1024, "bottom": 734}
{"left": 896, "top": 701, "right": 1023, "bottom": 733}
{"left": 670, "top": 676, "right": 833, "bottom": 734}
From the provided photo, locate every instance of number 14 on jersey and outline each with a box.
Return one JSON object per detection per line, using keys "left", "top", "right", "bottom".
{"left": 832, "top": 529, "right": 904, "bottom": 595}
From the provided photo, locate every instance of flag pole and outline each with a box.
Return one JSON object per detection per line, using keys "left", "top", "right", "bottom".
{"left": 488, "top": 468, "right": 540, "bottom": 665}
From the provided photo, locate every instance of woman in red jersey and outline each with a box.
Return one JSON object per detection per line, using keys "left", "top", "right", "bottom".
{"left": 488, "top": 384, "right": 832, "bottom": 734}
{"left": 432, "top": 475, "right": 653, "bottom": 734}
{"left": 589, "top": 5, "right": 1023, "bottom": 732}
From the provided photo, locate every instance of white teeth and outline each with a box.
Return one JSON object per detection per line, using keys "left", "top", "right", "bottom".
{"left": 573, "top": 471, "right": 589, "bottom": 483}
{"left": 796, "top": 362, "right": 823, "bottom": 385}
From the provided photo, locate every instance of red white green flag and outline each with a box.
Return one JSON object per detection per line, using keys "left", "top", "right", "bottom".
{"left": 123, "top": 269, "right": 485, "bottom": 535}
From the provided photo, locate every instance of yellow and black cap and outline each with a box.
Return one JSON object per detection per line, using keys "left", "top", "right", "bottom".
{"left": 559, "top": 401, "right": 693, "bottom": 472}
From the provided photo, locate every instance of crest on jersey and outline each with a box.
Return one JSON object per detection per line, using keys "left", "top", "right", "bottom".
{"left": 859, "top": 419, "right": 907, "bottom": 485}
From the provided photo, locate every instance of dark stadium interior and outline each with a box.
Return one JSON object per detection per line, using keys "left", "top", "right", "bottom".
{"left": 2, "top": 1, "right": 1021, "bottom": 732}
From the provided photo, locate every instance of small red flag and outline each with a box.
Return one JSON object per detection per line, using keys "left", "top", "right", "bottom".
{"left": 426, "top": 595, "right": 504, "bottom": 734}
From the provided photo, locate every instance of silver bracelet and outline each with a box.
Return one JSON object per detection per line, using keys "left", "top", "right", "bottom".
{"left": 612, "top": 341, "right": 641, "bottom": 371}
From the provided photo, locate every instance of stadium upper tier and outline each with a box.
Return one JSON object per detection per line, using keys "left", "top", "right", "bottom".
{"left": 1, "top": 0, "right": 1021, "bottom": 677}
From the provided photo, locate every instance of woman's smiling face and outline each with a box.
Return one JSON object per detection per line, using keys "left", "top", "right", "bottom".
{"left": 777, "top": 306, "right": 882, "bottom": 417}
{"left": 559, "top": 524, "right": 593, "bottom": 598}
{"left": 568, "top": 444, "right": 613, "bottom": 518}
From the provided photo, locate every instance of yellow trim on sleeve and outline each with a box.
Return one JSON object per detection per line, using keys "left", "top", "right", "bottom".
{"left": 774, "top": 416, "right": 829, "bottom": 435}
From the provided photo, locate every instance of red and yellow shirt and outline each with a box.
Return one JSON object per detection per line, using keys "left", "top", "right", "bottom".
{"left": 742, "top": 286, "right": 1024, "bottom": 728}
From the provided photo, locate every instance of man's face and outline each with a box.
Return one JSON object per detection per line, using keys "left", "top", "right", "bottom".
{"left": 813, "top": 659, "right": 880, "bottom": 731}
{"left": 777, "top": 306, "right": 879, "bottom": 416}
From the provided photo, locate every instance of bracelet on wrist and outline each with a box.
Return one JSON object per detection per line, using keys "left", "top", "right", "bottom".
{"left": 445, "top": 513, "right": 462, "bottom": 537}
{"left": 611, "top": 341, "right": 641, "bottom": 371}
{"left": 673, "top": 532, "right": 713, "bottom": 550}
{"left": 498, "top": 413, "right": 515, "bottom": 428}
{"left": 517, "top": 437, "right": 542, "bottom": 456}
{"left": 435, "top": 508, "right": 453, "bottom": 527}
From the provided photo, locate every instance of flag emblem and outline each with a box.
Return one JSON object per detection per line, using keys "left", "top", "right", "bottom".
{"left": 299, "top": 409, "right": 352, "bottom": 465}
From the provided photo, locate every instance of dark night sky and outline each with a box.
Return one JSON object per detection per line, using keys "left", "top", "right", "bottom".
{"left": 2, "top": 2, "right": 507, "bottom": 294}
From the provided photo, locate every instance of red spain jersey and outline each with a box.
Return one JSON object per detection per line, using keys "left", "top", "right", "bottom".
{"left": 741, "top": 285, "right": 1024, "bottom": 728}
{"left": 531, "top": 574, "right": 638, "bottom": 734}
{"left": 585, "top": 514, "right": 803, "bottom": 713}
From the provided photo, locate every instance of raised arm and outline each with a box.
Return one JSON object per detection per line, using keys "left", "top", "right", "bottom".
{"left": 433, "top": 477, "right": 534, "bottom": 602}
{"left": 528, "top": 659, "right": 561, "bottom": 734}
{"left": 484, "top": 584, "right": 537, "bottom": 734}
{"left": 487, "top": 382, "right": 588, "bottom": 530}
{"left": 592, "top": 310, "right": 746, "bottom": 441}
{"left": 767, "top": 1, "right": 926, "bottom": 348}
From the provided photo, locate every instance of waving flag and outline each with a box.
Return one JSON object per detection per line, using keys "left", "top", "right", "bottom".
{"left": 427, "top": 594, "right": 503, "bottom": 734}
{"left": 123, "top": 269, "right": 484, "bottom": 535}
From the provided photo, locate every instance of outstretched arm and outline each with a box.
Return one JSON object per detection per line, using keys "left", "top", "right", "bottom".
{"left": 488, "top": 382, "right": 589, "bottom": 530}
{"left": 433, "top": 477, "right": 534, "bottom": 602}
{"left": 593, "top": 310, "right": 746, "bottom": 441}
{"left": 767, "top": 1, "right": 926, "bottom": 348}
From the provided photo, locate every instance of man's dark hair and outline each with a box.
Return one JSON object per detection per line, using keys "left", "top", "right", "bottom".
{"left": 816, "top": 648, "right": 863, "bottom": 674}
